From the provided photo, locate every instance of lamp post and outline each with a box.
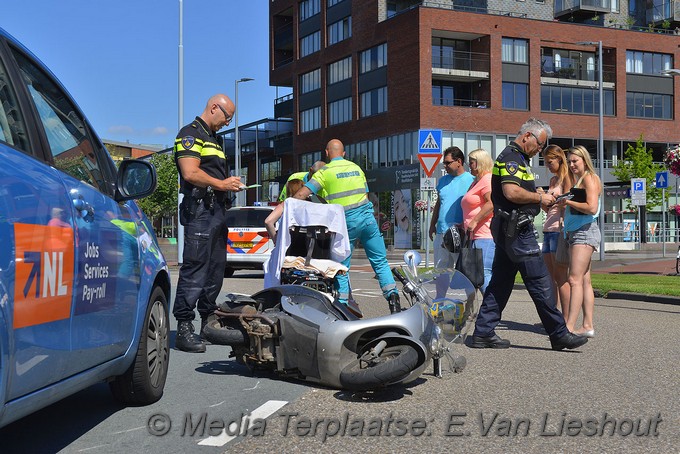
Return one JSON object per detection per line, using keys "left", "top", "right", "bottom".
{"left": 178, "top": 0, "right": 184, "bottom": 263}
{"left": 577, "top": 40, "right": 605, "bottom": 261}
{"left": 661, "top": 68, "right": 680, "bottom": 243}
{"left": 234, "top": 77, "right": 254, "bottom": 206}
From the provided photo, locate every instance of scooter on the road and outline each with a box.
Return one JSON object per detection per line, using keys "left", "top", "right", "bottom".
{"left": 204, "top": 249, "right": 478, "bottom": 391}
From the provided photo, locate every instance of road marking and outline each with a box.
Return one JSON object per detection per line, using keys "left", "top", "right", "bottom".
{"left": 198, "top": 400, "right": 288, "bottom": 447}
{"left": 209, "top": 400, "right": 225, "bottom": 408}
{"left": 243, "top": 380, "right": 260, "bottom": 390}
{"left": 110, "top": 426, "right": 145, "bottom": 435}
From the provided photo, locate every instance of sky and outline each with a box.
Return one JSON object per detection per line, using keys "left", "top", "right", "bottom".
{"left": 2, "top": 0, "right": 288, "bottom": 149}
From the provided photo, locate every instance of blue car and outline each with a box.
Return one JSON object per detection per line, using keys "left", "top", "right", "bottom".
{"left": 0, "top": 27, "right": 171, "bottom": 427}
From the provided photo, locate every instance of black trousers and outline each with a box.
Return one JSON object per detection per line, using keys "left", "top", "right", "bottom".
{"left": 172, "top": 201, "right": 227, "bottom": 322}
{"left": 473, "top": 216, "right": 567, "bottom": 339}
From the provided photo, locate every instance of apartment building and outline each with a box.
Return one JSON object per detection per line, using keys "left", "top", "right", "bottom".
{"left": 268, "top": 0, "right": 680, "bottom": 247}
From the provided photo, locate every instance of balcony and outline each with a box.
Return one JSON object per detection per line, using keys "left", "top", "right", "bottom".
{"left": 554, "top": 0, "right": 611, "bottom": 19}
{"left": 646, "top": 1, "right": 680, "bottom": 25}
{"left": 432, "top": 51, "right": 490, "bottom": 82}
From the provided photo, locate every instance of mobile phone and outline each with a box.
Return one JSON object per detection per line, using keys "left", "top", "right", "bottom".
{"left": 554, "top": 192, "right": 574, "bottom": 202}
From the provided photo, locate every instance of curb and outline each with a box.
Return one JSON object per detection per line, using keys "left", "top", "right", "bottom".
{"left": 604, "top": 291, "right": 680, "bottom": 306}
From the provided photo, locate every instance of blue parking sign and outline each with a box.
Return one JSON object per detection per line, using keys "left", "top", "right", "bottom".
{"left": 656, "top": 171, "right": 668, "bottom": 189}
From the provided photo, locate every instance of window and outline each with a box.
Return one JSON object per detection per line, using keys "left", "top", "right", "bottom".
{"left": 328, "top": 57, "right": 352, "bottom": 85}
{"left": 0, "top": 56, "right": 29, "bottom": 151}
{"left": 300, "top": 0, "right": 320, "bottom": 21}
{"left": 502, "top": 38, "right": 528, "bottom": 64}
{"left": 301, "top": 151, "right": 322, "bottom": 170}
{"left": 432, "top": 38, "right": 471, "bottom": 70}
{"left": 300, "top": 31, "right": 320, "bottom": 58}
{"left": 328, "top": 97, "right": 352, "bottom": 125}
{"left": 626, "top": 50, "right": 672, "bottom": 75}
{"left": 502, "top": 82, "right": 528, "bottom": 110}
{"left": 299, "top": 69, "right": 320, "bottom": 94}
{"left": 328, "top": 0, "right": 345, "bottom": 6}
{"left": 360, "top": 43, "right": 387, "bottom": 74}
{"left": 541, "top": 86, "right": 615, "bottom": 115}
{"left": 626, "top": 92, "right": 672, "bottom": 119}
{"left": 300, "top": 106, "right": 321, "bottom": 132}
{"left": 328, "top": 16, "right": 351, "bottom": 46}
{"left": 360, "top": 86, "right": 387, "bottom": 117}
{"left": 261, "top": 160, "right": 281, "bottom": 180}
{"left": 13, "top": 49, "right": 106, "bottom": 190}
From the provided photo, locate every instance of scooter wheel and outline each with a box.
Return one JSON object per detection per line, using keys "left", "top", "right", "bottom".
{"left": 202, "top": 318, "right": 248, "bottom": 346}
{"left": 339, "top": 344, "right": 419, "bottom": 391}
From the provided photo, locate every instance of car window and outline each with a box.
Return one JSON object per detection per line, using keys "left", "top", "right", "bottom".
{"left": 10, "top": 48, "right": 106, "bottom": 191}
{"left": 0, "top": 55, "right": 29, "bottom": 150}
{"left": 225, "top": 209, "right": 271, "bottom": 227}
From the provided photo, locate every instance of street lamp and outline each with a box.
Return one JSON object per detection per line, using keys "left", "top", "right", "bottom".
{"left": 576, "top": 40, "right": 605, "bottom": 261}
{"left": 234, "top": 77, "right": 254, "bottom": 206}
{"left": 178, "top": 0, "right": 185, "bottom": 263}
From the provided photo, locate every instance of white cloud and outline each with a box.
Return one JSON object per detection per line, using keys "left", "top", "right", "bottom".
{"left": 108, "top": 125, "right": 134, "bottom": 134}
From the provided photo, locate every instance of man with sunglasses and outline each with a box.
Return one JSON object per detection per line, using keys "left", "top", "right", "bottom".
{"left": 470, "top": 118, "right": 588, "bottom": 351}
{"left": 429, "top": 146, "right": 474, "bottom": 269}
{"left": 173, "top": 94, "right": 244, "bottom": 353}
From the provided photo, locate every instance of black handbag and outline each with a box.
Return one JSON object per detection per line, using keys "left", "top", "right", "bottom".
{"left": 455, "top": 236, "right": 485, "bottom": 289}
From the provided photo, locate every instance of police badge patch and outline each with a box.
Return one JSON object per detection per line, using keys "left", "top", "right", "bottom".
{"left": 506, "top": 161, "right": 519, "bottom": 175}
{"left": 181, "top": 136, "right": 195, "bottom": 150}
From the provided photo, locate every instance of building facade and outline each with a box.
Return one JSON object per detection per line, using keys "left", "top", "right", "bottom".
{"left": 266, "top": 0, "right": 680, "bottom": 247}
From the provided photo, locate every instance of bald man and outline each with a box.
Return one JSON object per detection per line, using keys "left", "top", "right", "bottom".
{"left": 278, "top": 160, "right": 327, "bottom": 201}
{"left": 294, "top": 139, "right": 401, "bottom": 315}
{"left": 173, "top": 94, "right": 244, "bottom": 353}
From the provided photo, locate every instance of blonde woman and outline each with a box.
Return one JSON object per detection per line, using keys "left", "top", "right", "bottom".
{"left": 461, "top": 148, "right": 495, "bottom": 293}
{"left": 540, "top": 145, "right": 572, "bottom": 314}
{"left": 559, "top": 145, "right": 602, "bottom": 337}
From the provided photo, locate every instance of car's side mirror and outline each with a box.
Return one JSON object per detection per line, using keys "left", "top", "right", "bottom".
{"left": 115, "top": 159, "right": 157, "bottom": 202}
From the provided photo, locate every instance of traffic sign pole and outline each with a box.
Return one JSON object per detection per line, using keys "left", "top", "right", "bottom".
{"left": 663, "top": 188, "right": 666, "bottom": 258}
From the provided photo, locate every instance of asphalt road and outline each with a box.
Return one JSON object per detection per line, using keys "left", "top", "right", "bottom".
{"left": 2, "top": 259, "right": 679, "bottom": 453}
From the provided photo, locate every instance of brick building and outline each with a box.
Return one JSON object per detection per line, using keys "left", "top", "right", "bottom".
{"left": 264, "top": 0, "right": 680, "bottom": 247}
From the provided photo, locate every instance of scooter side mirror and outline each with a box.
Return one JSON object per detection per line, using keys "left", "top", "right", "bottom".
{"left": 403, "top": 250, "right": 421, "bottom": 277}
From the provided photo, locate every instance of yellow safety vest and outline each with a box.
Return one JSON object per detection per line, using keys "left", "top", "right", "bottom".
{"left": 307, "top": 158, "right": 368, "bottom": 210}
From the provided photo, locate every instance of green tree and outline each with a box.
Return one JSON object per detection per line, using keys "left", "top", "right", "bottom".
{"left": 612, "top": 135, "right": 665, "bottom": 210}
{"left": 136, "top": 152, "right": 178, "bottom": 221}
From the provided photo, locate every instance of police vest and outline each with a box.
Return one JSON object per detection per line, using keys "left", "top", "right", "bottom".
{"left": 307, "top": 159, "right": 368, "bottom": 210}
{"left": 491, "top": 142, "right": 540, "bottom": 216}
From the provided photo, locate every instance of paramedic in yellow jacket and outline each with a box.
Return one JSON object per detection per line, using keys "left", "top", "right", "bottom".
{"left": 293, "top": 139, "right": 401, "bottom": 314}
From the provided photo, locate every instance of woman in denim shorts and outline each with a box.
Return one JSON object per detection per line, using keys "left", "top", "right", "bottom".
{"left": 559, "top": 145, "right": 602, "bottom": 338}
{"left": 540, "top": 145, "right": 572, "bottom": 313}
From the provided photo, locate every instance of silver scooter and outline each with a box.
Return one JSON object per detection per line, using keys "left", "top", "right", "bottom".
{"left": 204, "top": 250, "right": 478, "bottom": 391}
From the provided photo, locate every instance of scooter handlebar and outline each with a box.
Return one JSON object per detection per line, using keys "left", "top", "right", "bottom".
{"left": 391, "top": 267, "right": 408, "bottom": 286}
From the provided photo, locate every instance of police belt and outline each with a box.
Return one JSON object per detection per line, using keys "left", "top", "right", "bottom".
{"left": 495, "top": 209, "right": 533, "bottom": 238}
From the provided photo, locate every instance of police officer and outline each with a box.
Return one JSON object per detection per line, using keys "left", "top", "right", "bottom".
{"left": 293, "top": 139, "right": 401, "bottom": 315}
{"left": 470, "top": 118, "right": 588, "bottom": 351}
{"left": 277, "top": 160, "right": 327, "bottom": 201}
{"left": 173, "top": 94, "right": 244, "bottom": 353}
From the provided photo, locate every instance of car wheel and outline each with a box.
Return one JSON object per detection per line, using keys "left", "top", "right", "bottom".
{"left": 110, "top": 286, "right": 169, "bottom": 404}
{"left": 224, "top": 267, "right": 235, "bottom": 278}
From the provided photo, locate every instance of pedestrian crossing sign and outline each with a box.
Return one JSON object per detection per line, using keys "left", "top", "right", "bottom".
{"left": 418, "top": 129, "right": 442, "bottom": 154}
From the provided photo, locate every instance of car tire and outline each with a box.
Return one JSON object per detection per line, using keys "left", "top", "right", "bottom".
{"left": 110, "top": 286, "right": 169, "bottom": 404}
{"left": 224, "top": 267, "right": 235, "bottom": 278}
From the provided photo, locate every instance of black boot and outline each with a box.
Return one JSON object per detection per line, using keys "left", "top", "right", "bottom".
{"left": 176, "top": 321, "right": 206, "bottom": 353}
{"left": 388, "top": 293, "right": 402, "bottom": 314}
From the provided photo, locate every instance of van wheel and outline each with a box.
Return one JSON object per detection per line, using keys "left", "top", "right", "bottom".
{"left": 110, "top": 287, "right": 169, "bottom": 404}
{"left": 224, "top": 267, "right": 235, "bottom": 278}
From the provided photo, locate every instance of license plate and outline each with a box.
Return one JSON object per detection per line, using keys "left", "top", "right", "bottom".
{"left": 232, "top": 242, "right": 253, "bottom": 249}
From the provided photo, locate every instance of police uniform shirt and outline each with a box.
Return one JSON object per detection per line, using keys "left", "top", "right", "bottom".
{"left": 174, "top": 116, "right": 226, "bottom": 193}
{"left": 491, "top": 141, "right": 540, "bottom": 217}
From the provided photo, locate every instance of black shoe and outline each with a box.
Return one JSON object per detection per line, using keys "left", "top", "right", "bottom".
{"left": 200, "top": 314, "right": 218, "bottom": 345}
{"left": 550, "top": 332, "right": 588, "bottom": 351}
{"left": 388, "top": 293, "right": 402, "bottom": 314}
{"left": 469, "top": 334, "right": 511, "bottom": 349}
{"left": 175, "top": 321, "right": 206, "bottom": 353}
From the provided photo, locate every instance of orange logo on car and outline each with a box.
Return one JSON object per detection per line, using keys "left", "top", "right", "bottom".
{"left": 13, "top": 223, "right": 74, "bottom": 328}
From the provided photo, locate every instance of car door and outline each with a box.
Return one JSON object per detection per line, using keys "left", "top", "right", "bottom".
{"left": 7, "top": 44, "right": 138, "bottom": 377}
{"left": 0, "top": 43, "right": 78, "bottom": 400}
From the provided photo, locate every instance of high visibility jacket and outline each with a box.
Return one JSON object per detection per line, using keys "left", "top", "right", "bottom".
{"left": 306, "top": 158, "right": 368, "bottom": 211}
{"left": 278, "top": 171, "right": 308, "bottom": 201}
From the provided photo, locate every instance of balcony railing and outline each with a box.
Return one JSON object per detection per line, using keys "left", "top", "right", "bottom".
{"left": 432, "top": 51, "right": 490, "bottom": 73}
{"left": 434, "top": 98, "right": 490, "bottom": 108}
{"left": 541, "top": 62, "right": 617, "bottom": 84}
{"left": 555, "top": 0, "right": 611, "bottom": 15}
{"left": 646, "top": 1, "right": 680, "bottom": 23}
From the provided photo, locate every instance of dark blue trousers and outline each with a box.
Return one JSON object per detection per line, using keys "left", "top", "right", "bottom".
{"left": 474, "top": 218, "right": 567, "bottom": 339}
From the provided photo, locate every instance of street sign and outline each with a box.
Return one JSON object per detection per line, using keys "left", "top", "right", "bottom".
{"left": 420, "top": 177, "right": 436, "bottom": 191}
{"left": 631, "top": 177, "right": 646, "bottom": 206}
{"left": 418, "top": 129, "right": 442, "bottom": 153}
{"left": 656, "top": 171, "right": 668, "bottom": 189}
{"left": 417, "top": 129, "right": 443, "bottom": 177}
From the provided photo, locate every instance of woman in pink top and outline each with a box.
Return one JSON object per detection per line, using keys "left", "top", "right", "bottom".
{"left": 539, "top": 145, "right": 572, "bottom": 314}
{"left": 461, "top": 148, "right": 495, "bottom": 293}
